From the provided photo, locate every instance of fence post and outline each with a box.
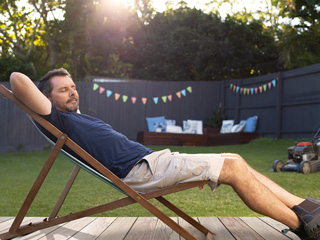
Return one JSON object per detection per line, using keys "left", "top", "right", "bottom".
{"left": 220, "top": 81, "right": 225, "bottom": 116}
{"left": 234, "top": 79, "right": 242, "bottom": 123}
{"left": 276, "top": 72, "right": 283, "bottom": 139}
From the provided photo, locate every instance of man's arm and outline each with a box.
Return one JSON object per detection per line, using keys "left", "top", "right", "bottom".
{"left": 10, "top": 72, "right": 52, "bottom": 115}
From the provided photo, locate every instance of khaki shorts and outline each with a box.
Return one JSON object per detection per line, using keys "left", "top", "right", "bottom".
{"left": 122, "top": 149, "right": 225, "bottom": 193}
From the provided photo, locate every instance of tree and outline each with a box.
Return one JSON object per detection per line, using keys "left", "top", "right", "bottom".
{"left": 131, "top": 0, "right": 155, "bottom": 23}
{"left": 0, "top": 55, "right": 34, "bottom": 81}
{"left": 273, "top": 0, "right": 320, "bottom": 68}
{"left": 58, "top": 0, "right": 141, "bottom": 79}
{"left": 28, "top": 0, "right": 66, "bottom": 69}
{"left": 0, "top": 0, "right": 67, "bottom": 80}
{"left": 206, "top": 0, "right": 320, "bottom": 70}
{"left": 0, "top": 0, "right": 41, "bottom": 78}
{"left": 123, "top": 7, "right": 279, "bottom": 81}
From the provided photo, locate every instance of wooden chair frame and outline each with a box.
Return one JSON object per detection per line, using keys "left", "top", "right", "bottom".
{"left": 0, "top": 84, "right": 214, "bottom": 240}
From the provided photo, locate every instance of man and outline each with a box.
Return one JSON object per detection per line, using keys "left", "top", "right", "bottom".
{"left": 10, "top": 68, "right": 320, "bottom": 240}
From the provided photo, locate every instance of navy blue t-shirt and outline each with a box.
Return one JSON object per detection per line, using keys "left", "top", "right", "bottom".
{"left": 38, "top": 104, "right": 153, "bottom": 178}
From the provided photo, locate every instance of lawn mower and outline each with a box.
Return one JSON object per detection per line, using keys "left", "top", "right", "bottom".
{"left": 273, "top": 127, "right": 320, "bottom": 174}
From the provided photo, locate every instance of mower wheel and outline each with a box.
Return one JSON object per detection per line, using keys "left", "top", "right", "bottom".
{"left": 273, "top": 160, "right": 284, "bottom": 172}
{"left": 299, "top": 161, "right": 311, "bottom": 174}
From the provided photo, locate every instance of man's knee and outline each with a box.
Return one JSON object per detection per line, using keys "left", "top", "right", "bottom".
{"left": 218, "top": 154, "right": 248, "bottom": 185}
{"left": 221, "top": 153, "right": 245, "bottom": 161}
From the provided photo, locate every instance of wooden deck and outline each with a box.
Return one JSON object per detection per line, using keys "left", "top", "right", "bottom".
{"left": 0, "top": 217, "right": 301, "bottom": 240}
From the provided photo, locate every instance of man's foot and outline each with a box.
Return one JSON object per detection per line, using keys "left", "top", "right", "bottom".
{"left": 292, "top": 197, "right": 320, "bottom": 239}
{"left": 283, "top": 226, "right": 316, "bottom": 240}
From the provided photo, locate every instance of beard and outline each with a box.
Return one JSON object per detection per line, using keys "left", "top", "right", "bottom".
{"left": 64, "top": 97, "right": 79, "bottom": 112}
{"left": 66, "top": 104, "right": 79, "bottom": 113}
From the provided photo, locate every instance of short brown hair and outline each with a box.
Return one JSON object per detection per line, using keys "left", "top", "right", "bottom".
{"left": 38, "top": 68, "right": 71, "bottom": 96}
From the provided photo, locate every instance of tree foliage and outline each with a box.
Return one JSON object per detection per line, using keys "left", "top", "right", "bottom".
{"left": 0, "top": 0, "right": 67, "bottom": 79}
{"left": 273, "top": 0, "right": 320, "bottom": 68}
{"left": 59, "top": 0, "right": 139, "bottom": 79}
{"left": 0, "top": 0, "right": 319, "bottom": 82}
{"left": 123, "top": 7, "right": 279, "bottom": 81}
{"left": 0, "top": 0, "right": 41, "bottom": 79}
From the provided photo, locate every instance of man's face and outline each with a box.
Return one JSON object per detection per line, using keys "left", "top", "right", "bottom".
{"left": 48, "top": 75, "right": 79, "bottom": 113}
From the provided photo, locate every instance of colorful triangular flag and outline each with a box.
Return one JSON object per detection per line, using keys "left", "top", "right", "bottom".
{"left": 115, "top": 93, "right": 120, "bottom": 100}
{"left": 186, "top": 86, "right": 192, "bottom": 93}
{"left": 106, "top": 90, "right": 112, "bottom": 97}
{"left": 153, "top": 97, "right": 159, "bottom": 104}
{"left": 93, "top": 83, "right": 99, "bottom": 91}
{"left": 99, "top": 87, "right": 105, "bottom": 94}
{"left": 141, "top": 98, "right": 147, "bottom": 105}
{"left": 162, "top": 96, "right": 167, "bottom": 103}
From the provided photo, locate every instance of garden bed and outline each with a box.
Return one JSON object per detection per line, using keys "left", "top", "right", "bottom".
{"left": 137, "top": 130, "right": 259, "bottom": 146}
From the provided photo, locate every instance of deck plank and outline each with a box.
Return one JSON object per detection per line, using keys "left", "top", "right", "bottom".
{"left": 15, "top": 222, "right": 66, "bottom": 240}
{"left": 0, "top": 218, "right": 13, "bottom": 224}
{"left": 199, "top": 217, "right": 235, "bottom": 240}
{"left": 69, "top": 217, "right": 117, "bottom": 240}
{"left": 258, "top": 217, "right": 300, "bottom": 240}
{"left": 38, "top": 217, "right": 96, "bottom": 240}
{"left": 125, "top": 217, "right": 158, "bottom": 240}
{"left": 179, "top": 217, "right": 206, "bottom": 240}
{"left": 152, "top": 217, "right": 179, "bottom": 240}
{"left": 240, "top": 217, "right": 289, "bottom": 240}
{"left": 219, "top": 217, "right": 264, "bottom": 240}
{"left": 0, "top": 217, "right": 37, "bottom": 234}
{"left": 97, "top": 217, "right": 136, "bottom": 240}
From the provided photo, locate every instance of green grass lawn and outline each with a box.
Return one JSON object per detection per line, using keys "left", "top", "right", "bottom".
{"left": 1, "top": 138, "right": 319, "bottom": 218}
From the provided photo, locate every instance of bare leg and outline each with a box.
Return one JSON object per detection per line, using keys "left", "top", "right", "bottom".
{"left": 218, "top": 154, "right": 301, "bottom": 230}
{"left": 248, "top": 164, "right": 304, "bottom": 207}
{"left": 221, "top": 153, "right": 304, "bottom": 208}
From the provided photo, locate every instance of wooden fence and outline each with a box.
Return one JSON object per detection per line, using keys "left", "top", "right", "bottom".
{"left": 0, "top": 63, "right": 320, "bottom": 152}
{"left": 223, "top": 63, "right": 320, "bottom": 139}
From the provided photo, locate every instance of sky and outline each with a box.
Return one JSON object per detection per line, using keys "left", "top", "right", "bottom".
{"left": 14, "top": 0, "right": 269, "bottom": 21}
{"left": 144, "top": 0, "right": 269, "bottom": 18}
{"left": 151, "top": 0, "right": 265, "bottom": 12}
{"left": 125, "top": 0, "right": 294, "bottom": 26}
{"left": 10, "top": 0, "right": 275, "bottom": 25}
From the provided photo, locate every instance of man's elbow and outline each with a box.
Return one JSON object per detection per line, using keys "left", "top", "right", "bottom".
{"left": 10, "top": 72, "right": 22, "bottom": 85}
{"left": 10, "top": 72, "right": 29, "bottom": 95}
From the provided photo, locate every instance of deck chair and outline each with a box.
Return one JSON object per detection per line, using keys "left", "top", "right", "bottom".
{"left": 0, "top": 84, "right": 214, "bottom": 240}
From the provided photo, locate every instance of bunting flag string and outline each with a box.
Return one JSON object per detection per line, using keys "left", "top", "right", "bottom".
{"left": 92, "top": 83, "right": 192, "bottom": 105}
{"left": 229, "top": 79, "right": 277, "bottom": 95}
